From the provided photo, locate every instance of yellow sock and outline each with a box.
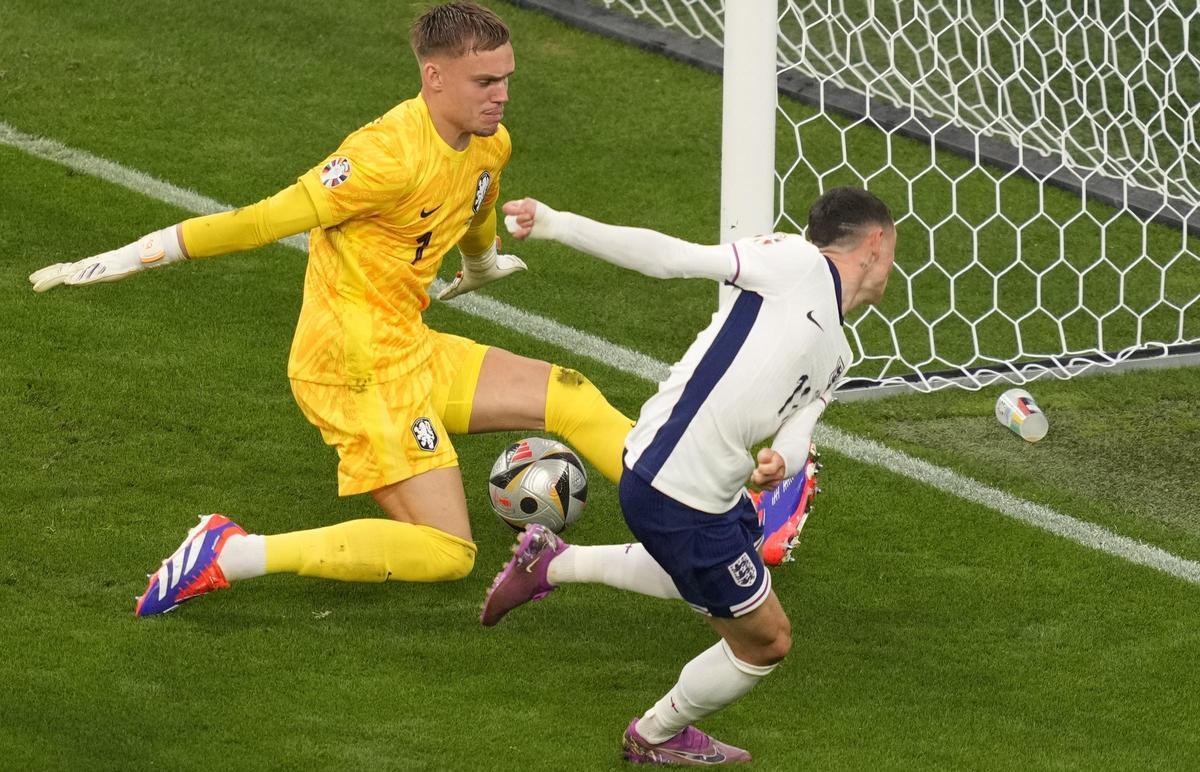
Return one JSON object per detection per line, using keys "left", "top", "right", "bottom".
{"left": 264, "top": 519, "right": 477, "bottom": 583}
{"left": 544, "top": 365, "right": 634, "bottom": 484}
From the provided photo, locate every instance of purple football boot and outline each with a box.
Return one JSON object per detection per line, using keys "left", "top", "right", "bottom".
{"left": 480, "top": 523, "right": 567, "bottom": 627}
{"left": 622, "top": 718, "right": 752, "bottom": 765}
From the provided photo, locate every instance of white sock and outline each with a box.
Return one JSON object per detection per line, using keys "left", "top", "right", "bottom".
{"left": 636, "top": 639, "right": 777, "bottom": 744}
{"left": 547, "top": 543, "right": 681, "bottom": 600}
{"left": 216, "top": 534, "right": 267, "bottom": 582}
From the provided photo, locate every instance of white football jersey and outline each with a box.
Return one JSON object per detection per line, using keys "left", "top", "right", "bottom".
{"left": 623, "top": 233, "right": 852, "bottom": 513}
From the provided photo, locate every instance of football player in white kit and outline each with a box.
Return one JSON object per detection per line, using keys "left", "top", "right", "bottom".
{"left": 482, "top": 187, "right": 896, "bottom": 765}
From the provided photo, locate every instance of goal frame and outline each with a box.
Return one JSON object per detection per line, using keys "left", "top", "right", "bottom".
{"left": 508, "top": 0, "right": 1200, "bottom": 399}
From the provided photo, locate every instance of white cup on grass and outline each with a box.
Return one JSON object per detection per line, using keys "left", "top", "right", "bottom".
{"left": 995, "top": 387, "right": 1049, "bottom": 442}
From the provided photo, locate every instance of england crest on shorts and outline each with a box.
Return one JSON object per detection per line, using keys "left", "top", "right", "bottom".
{"left": 411, "top": 417, "right": 439, "bottom": 451}
{"left": 472, "top": 171, "right": 491, "bottom": 213}
{"left": 727, "top": 552, "right": 758, "bottom": 588}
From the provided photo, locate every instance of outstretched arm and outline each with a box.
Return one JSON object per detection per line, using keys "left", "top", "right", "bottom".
{"left": 181, "top": 182, "right": 320, "bottom": 257}
{"left": 501, "top": 197, "right": 734, "bottom": 281}
{"left": 29, "top": 225, "right": 189, "bottom": 292}
{"left": 30, "top": 182, "right": 321, "bottom": 292}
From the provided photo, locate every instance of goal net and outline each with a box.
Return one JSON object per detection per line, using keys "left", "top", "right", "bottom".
{"left": 519, "top": 0, "right": 1200, "bottom": 395}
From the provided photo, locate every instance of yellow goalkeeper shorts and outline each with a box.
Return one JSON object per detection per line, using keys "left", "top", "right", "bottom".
{"left": 291, "top": 332, "right": 488, "bottom": 496}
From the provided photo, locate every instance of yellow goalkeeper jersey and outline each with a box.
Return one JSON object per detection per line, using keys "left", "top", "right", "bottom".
{"left": 288, "top": 94, "right": 510, "bottom": 386}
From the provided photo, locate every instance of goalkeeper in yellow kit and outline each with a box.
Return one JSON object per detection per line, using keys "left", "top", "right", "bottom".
{"left": 28, "top": 2, "right": 632, "bottom": 616}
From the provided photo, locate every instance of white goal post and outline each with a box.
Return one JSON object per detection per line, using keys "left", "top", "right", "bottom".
{"left": 511, "top": 0, "right": 1200, "bottom": 397}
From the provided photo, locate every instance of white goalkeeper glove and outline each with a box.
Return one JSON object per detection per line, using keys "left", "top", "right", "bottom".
{"left": 29, "top": 226, "right": 187, "bottom": 293}
{"left": 436, "top": 238, "right": 527, "bottom": 301}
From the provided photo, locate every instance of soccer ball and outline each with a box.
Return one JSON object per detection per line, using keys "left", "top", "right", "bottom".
{"left": 488, "top": 438, "right": 587, "bottom": 533}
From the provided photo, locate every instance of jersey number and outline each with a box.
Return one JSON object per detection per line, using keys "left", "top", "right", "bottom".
{"left": 777, "top": 374, "right": 811, "bottom": 416}
{"left": 414, "top": 231, "right": 433, "bottom": 263}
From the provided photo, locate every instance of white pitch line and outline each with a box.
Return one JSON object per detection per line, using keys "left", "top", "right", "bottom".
{"left": 820, "top": 426, "right": 1200, "bottom": 583}
{"left": 5, "top": 119, "right": 1198, "bottom": 586}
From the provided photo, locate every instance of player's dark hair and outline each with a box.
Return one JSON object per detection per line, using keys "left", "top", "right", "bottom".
{"left": 806, "top": 187, "right": 894, "bottom": 248}
{"left": 410, "top": 2, "right": 510, "bottom": 60}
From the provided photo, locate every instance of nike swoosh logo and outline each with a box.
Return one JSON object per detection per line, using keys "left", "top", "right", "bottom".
{"left": 524, "top": 553, "right": 542, "bottom": 573}
{"left": 420, "top": 204, "right": 443, "bottom": 218}
{"left": 806, "top": 309, "right": 823, "bottom": 330}
{"left": 674, "top": 751, "right": 727, "bottom": 763}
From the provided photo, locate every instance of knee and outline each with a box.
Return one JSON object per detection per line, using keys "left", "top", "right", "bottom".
{"left": 402, "top": 525, "right": 477, "bottom": 583}
{"left": 736, "top": 616, "right": 792, "bottom": 667}
{"left": 551, "top": 365, "right": 593, "bottom": 392}
{"left": 433, "top": 544, "right": 476, "bottom": 582}
{"left": 762, "top": 620, "right": 792, "bottom": 664}
{"left": 548, "top": 365, "right": 602, "bottom": 411}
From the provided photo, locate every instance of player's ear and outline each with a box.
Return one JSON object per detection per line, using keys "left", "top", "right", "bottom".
{"left": 869, "top": 226, "right": 888, "bottom": 262}
{"left": 423, "top": 60, "right": 443, "bottom": 91}
{"left": 857, "top": 226, "right": 883, "bottom": 268}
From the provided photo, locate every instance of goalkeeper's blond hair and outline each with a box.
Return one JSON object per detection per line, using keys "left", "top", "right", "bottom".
{"left": 410, "top": 2, "right": 510, "bottom": 60}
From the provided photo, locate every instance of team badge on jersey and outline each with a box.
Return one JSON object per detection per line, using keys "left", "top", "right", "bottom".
{"left": 411, "top": 417, "right": 439, "bottom": 451}
{"left": 727, "top": 552, "right": 758, "bottom": 588}
{"left": 825, "top": 356, "right": 847, "bottom": 391}
{"left": 472, "top": 171, "right": 491, "bottom": 213}
{"left": 320, "top": 156, "right": 352, "bottom": 189}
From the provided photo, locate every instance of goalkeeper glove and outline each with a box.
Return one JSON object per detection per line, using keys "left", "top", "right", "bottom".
{"left": 29, "top": 226, "right": 186, "bottom": 293}
{"left": 437, "top": 238, "right": 526, "bottom": 301}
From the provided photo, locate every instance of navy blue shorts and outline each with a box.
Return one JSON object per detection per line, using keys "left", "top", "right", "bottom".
{"left": 620, "top": 469, "right": 770, "bottom": 618}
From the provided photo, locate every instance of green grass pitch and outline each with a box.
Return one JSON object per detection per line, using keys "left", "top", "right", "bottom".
{"left": 1, "top": 1, "right": 1198, "bottom": 769}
